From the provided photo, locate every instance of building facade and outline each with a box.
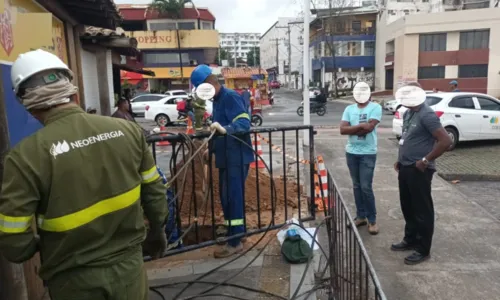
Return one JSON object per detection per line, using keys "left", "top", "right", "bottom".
{"left": 309, "top": 5, "right": 378, "bottom": 93}
{"left": 260, "top": 17, "right": 303, "bottom": 87}
{"left": 219, "top": 32, "right": 260, "bottom": 63}
{"left": 118, "top": 4, "right": 218, "bottom": 91}
{"left": 375, "top": 6, "right": 500, "bottom": 96}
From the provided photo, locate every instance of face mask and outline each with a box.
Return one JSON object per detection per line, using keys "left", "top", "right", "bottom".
{"left": 195, "top": 83, "right": 216, "bottom": 101}
{"left": 352, "top": 82, "right": 371, "bottom": 104}
{"left": 396, "top": 85, "right": 426, "bottom": 107}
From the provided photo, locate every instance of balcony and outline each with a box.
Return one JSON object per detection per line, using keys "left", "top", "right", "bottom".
{"left": 127, "top": 30, "right": 219, "bottom": 50}
{"left": 310, "top": 29, "right": 375, "bottom": 46}
{"left": 312, "top": 56, "right": 375, "bottom": 70}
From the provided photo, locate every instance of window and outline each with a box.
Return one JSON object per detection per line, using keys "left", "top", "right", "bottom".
{"left": 349, "top": 42, "right": 361, "bottom": 56}
{"left": 425, "top": 96, "right": 443, "bottom": 106}
{"left": 150, "top": 22, "right": 176, "bottom": 31}
{"left": 419, "top": 33, "right": 446, "bottom": 51}
{"left": 144, "top": 53, "right": 190, "bottom": 64}
{"left": 177, "top": 22, "right": 196, "bottom": 30}
{"left": 449, "top": 96, "right": 476, "bottom": 109}
{"left": 172, "top": 91, "right": 187, "bottom": 96}
{"left": 458, "top": 64, "right": 488, "bottom": 78}
{"left": 202, "top": 22, "right": 212, "bottom": 30}
{"left": 351, "top": 21, "right": 361, "bottom": 32}
{"left": 418, "top": 66, "right": 445, "bottom": 79}
{"left": 476, "top": 97, "right": 500, "bottom": 111}
{"left": 364, "top": 41, "right": 375, "bottom": 56}
{"left": 459, "top": 30, "right": 489, "bottom": 49}
{"left": 336, "top": 22, "right": 345, "bottom": 33}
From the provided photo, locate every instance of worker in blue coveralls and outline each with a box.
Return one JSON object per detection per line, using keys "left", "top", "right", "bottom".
{"left": 191, "top": 65, "right": 254, "bottom": 258}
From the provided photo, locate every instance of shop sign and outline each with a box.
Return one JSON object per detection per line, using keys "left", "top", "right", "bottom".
{"left": 136, "top": 35, "right": 174, "bottom": 44}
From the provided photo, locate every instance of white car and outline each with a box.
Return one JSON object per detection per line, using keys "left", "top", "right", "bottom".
{"left": 392, "top": 92, "right": 500, "bottom": 150}
{"left": 130, "top": 94, "right": 166, "bottom": 116}
{"left": 164, "top": 90, "right": 188, "bottom": 97}
{"left": 384, "top": 91, "right": 435, "bottom": 114}
{"left": 145, "top": 96, "right": 213, "bottom": 126}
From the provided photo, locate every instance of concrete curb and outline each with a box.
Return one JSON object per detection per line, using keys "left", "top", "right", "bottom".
{"left": 438, "top": 173, "right": 500, "bottom": 182}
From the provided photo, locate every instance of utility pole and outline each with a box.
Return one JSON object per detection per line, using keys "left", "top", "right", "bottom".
{"left": 275, "top": 38, "right": 279, "bottom": 76}
{"left": 287, "top": 26, "right": 292, "bottom": 88}
{"left": 303, "top": 0, "right": 311, "bottom": 145}
{"left": 253, "top": 46, "right": 256, "bottom": 67}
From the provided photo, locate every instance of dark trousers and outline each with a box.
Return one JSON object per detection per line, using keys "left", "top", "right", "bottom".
{"left": 398, "top": 165, "right": 435, "bottom": 256}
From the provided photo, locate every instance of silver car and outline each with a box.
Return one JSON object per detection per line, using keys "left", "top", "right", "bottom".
{"left": 130, "top": 94, "right": 166, "bottom": 117}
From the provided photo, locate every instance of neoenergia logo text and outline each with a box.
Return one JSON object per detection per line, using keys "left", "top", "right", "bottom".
{"left": 50, "top": 130, "right": 125, "bottom": 158}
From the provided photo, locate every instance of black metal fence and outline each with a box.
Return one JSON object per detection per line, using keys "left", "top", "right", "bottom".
{"left": 146, "top": 126, "right": 316, "bottom": 257}
{"left": 323, "top": 170, "right": 387, "bottom": 300}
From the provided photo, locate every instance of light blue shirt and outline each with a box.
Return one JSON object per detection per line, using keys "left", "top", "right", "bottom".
{"left": 341, "top": 102, "right": 382, "bottom": 155}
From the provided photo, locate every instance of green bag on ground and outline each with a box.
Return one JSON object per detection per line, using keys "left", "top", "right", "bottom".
{"left": 281, "top": 234, "right": 313, "bottom": 264}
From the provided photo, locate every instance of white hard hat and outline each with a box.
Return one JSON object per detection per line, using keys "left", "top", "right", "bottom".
{"left": 11, "top": 49, "right": 73, "bottom": 95}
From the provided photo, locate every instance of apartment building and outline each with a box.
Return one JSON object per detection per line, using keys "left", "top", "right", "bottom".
{"left": 118, "top": 4, "right": 218, "bottom": 91}
{"left": 219, "top": 32, "right": 260, "bottom": 63}
{"left": 375, "top": 4, "right": 500, "bottom": 96}
{"left": 260, "top": 17, "right": 304, "bottom": 86}
{"left": 309, "top": 4, "right": 378, "bottom": 92}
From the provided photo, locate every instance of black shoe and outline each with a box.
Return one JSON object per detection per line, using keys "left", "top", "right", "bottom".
{"left": 390, "top": 240, "right": 416, "bottom": 252}
{"left": 404, "top": 252, "right": 430, "bottom": 265}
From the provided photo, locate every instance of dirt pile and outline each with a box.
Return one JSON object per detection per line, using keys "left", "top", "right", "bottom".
{"left": 169, "top": 149, "right": 304, "bottom": 228}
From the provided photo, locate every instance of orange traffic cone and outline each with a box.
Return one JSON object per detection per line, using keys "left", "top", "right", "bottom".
{"left": 314, "top": 155, "right": 329, "bottom": 211}
{"left": 250, "top": 134, "right": 266, "bottom": 169}
{"left": 186, "top": 118, "right": 195, "bottom": 135}
{"left": 157, "top": 126, "right": 170, "bottom": 146}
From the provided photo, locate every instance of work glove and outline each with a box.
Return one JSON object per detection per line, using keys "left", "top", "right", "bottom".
{"left": 144, "top": 227, "right": 168, "bottom": 260}
{"left": 210, "top": 122, "right": 227, "bottom": 134}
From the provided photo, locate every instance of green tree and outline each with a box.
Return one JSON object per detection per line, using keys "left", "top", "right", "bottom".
{"left": 246, "top": 47, "right": 260, "bottom": 67}
{"left": 215, "top": 47, "right": 234, "bottom": 66}
{"left": 149, "top": 0, "right": 187, "bottom": 17}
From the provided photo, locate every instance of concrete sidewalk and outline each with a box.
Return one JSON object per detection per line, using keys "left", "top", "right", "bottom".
{"left": 315, "top": 130, "right": 500, "bottom": 300}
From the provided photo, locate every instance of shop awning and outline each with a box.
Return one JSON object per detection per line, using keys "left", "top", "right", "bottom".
{"left": 118, "top": 65, "right": 155, "bottom": 77}
{"left": 81, "top": 27, "right": 139, "bottom": 56}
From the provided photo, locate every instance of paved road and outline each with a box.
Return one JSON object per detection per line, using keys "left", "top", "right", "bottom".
{"left": 263, "top": 89, "right": 394, "bottom": 128}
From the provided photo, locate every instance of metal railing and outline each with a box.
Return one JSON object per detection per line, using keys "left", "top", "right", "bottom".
{"left": 323, "top": 169, "right": 387, "bottom": 300}
{"left": 146, "top": 126, "right": 316, "bottom": 257}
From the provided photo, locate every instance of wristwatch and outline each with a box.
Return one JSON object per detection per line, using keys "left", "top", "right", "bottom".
{"left": 422, "top": 157, "right": 429, "bottom": 165}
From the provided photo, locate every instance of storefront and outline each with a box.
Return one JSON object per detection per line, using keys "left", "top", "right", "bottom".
{"left": 144, "top": 66, "right": 195, "bottom": 91}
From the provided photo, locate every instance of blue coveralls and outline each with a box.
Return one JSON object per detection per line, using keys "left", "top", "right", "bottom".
{"left": 211, "top": 87, "right": 254, "bottom": 247}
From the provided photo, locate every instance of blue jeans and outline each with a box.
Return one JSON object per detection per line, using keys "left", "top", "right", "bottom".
{"left": 346, "top": 153, "right": 377, "bottom": 223}
{"left": 219, "top": 164, "right": 249, "bottom": 247}
{"left": 187, "top": 111, "right": 195, "bottom": 121}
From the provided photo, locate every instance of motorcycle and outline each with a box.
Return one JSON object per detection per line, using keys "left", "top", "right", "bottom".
{"left": 296, "top": 100, "right": 327, "bottom": 117}
{"left": 251, "top": 108, "right": 263, "bottom": 127}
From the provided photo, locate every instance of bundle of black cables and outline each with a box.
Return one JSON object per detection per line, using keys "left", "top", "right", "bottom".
{"left": 146, "top": 130, "right": 333, "bottom": 300}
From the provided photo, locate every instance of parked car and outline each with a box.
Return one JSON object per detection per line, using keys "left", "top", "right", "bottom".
{"left": 384, "top": 90, "right": 434, "bottom": 114}
{"left": 130, "top": 94, "right": 167, "bottom": 117}
{"left": 145, "top": 95, "right": 213, "bottom": 126}
{"left": 269, "top": 81, "right": 281, "bottom": 89}
{"left": 392, "top": 92, "right": 500, "bottom": 150}
{"left": 164, "top": 90, "right": 189, "bottom": 97}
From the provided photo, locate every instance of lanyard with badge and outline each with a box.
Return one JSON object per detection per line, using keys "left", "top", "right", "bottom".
{"left": 399, "top": 111, "right": 415, "bottom": 146}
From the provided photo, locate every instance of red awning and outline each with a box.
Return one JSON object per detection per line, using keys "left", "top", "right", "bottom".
{"left": 121, "top": 70, "right": 144, "bottom": 85}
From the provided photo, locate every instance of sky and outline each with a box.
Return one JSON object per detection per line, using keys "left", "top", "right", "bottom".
{"left": 114, "top": 0, "right": 305, "bottom": 34}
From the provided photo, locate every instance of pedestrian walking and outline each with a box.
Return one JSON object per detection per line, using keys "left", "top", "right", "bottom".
{"left": 0, "top": 49, "right": 167, "bottom": 299}
{"left": 340, "top": 82, "right": 382, "bottom": 235}
{"left": 191, "top": 65, "right": 253, "bottom": 258}
{"left": 449, "top": 80, "right": 460, "bottom": 92}
{"left": 391, "top": 82, "right": 452, "bottom": 265}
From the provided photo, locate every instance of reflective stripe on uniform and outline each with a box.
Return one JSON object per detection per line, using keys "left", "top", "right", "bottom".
{"left": 141, "top": 166, "right": 160, "bottom": 184}
{"left": 0, "top": 214, "right": 32, "bottom": 233}
{"left": 232, "top": 113, "right": 250, "bottom": 123}
{"left": 224, "top": 219, "right": 244, "bottom": 226}
{"left": 37, "top": 185, "right": 141, "bottom": 232}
